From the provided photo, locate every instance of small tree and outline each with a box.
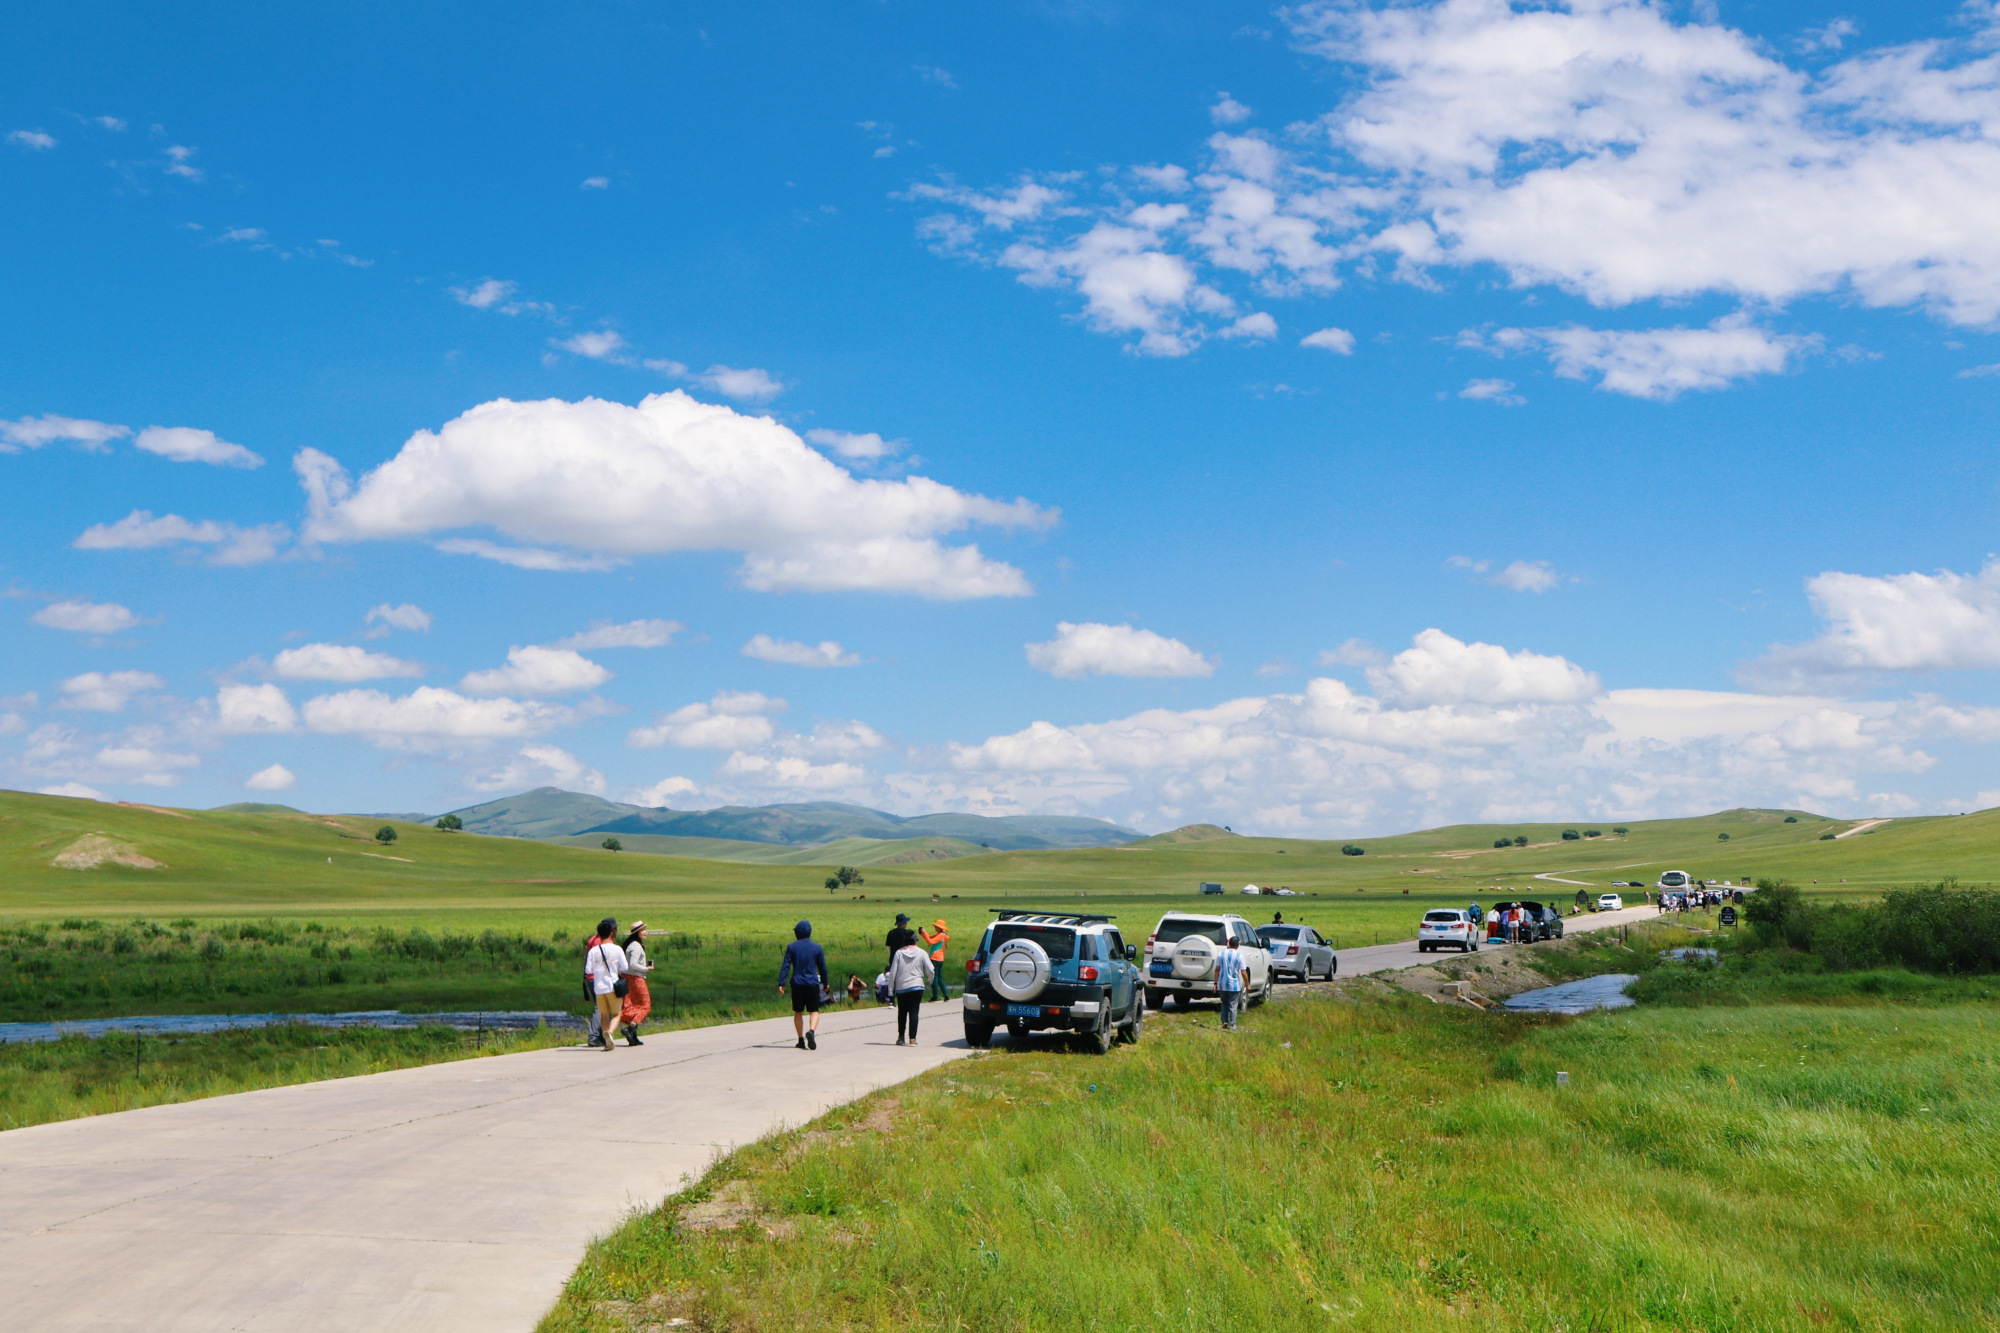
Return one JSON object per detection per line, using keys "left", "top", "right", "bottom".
{"left": 375, "top": 825, "right": 398, "bottom": 845}
{"left": 1513, "top": 835, "right": 1528, "bottom": 847}
{"left": 835, "top": 866, "right": 864, "bottom": 886}
{"left": 1561, "top": 829, "right": 1580, "bottom": 841}
{"left": 1820, "top": 832, "right": 1837, "bottom": 841}
{"left": 435, "top": 814, "right": 462, "bottom": 831}
{"left": 1612, "top": 827, "right": 1630, "bottom": 835}
{"left": 825, "top": 875, "right": 840, "bottom": 893}
{"left": 1493, "top": 837, "right": 1511, "bottom": 848}
{"left": 601, "top": 837, "right": 623, "bottom": 852}
{"left": 1718, "top": 832, "right": 1731, "bottom": 841}
{"left": 1584, "top": 829, "right": 1602, "bottom": 838}
{"left": 1783, "top": 815, "right": 1799, "bottom": 823}
{"left": 1340, "top": 844, "right": 1365, "bottom": 857}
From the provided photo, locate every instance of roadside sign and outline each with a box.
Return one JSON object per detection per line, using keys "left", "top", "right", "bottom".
{"left": 1719, "top": 905, "right": 1737, "bottom": 926}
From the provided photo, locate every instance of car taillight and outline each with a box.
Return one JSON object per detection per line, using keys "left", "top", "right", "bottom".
{"left": 1146, "top": 934, "right": 1156, "bottom": 949}
{"left": 966, "top": 958, "right": 982, "bottom": 973}
{"left": 1079, "top": 966, "right": 1099, "bottom": 981}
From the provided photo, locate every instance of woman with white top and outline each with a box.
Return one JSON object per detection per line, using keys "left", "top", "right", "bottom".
{"left": 617, "top": 920, "right": 652, "bottom": 1047}
{"left": 886, "top": 936, "right": 934, "bottom": 1046}
{"left": 583, "top": 916, "right": 629, "bottom": 1054}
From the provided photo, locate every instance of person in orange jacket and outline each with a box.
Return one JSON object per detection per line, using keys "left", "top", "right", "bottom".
{"left": 919, "top": 918, "right": 951, "bottom": 1001}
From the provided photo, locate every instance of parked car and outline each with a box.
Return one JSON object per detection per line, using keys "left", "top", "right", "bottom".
{"left": 1418, "top": 909, "right": 1480, "bottom": 953}
{"left": 1598, "top": 893, "right": 1625, "bottom": 912}
{"left": 1487, "top": 900, "right": 1563, "bottom": 942}
{"left": 961, "top": 911, "right": 1144, "bottom": 1053}
{"left": 1257, "top": 922, "right": 1337, "bottom": 979}
{"left": 1144, "top": 912, "right": 1272, "bottom": 1009}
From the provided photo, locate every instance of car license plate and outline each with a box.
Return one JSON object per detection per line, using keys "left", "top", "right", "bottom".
{"left": 1007, "top": 1003, "right": 1040, "bottom": 1017}
{"left": 1149, "top": 962, "right": 1173, "bottom": 976}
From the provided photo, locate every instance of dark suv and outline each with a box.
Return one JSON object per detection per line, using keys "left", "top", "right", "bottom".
{"left": 962, "top": 911, "right": 1145, "bottom": 1053}
{"left": 1490, "top": 899, "right": 1565, "bottom": 943}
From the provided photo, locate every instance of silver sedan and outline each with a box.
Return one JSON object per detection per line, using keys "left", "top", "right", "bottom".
{"left": 1255, "top": 923, "right": 1337, "bottom": 981}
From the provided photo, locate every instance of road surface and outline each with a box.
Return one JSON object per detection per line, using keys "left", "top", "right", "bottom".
{"left": 1, "top": 900, "right": 1674, "bottom": 1331}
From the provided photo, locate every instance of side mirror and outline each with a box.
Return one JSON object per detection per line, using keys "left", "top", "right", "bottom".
{"left": 1124, "top": 944, "right": 1137, "bottom": 960}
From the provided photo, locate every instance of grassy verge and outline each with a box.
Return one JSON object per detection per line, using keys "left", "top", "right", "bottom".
{"left": 541, "top": 981, "right": 2000, "bottom": 1331}
{"left": 0, "top": 1019, "right": 576, "bottom": 1131}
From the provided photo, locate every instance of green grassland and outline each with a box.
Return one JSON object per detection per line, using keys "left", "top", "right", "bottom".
{"left": 5, "top": 791, "right": 1998, "bottom": 1031}
{"left": 540, "top": 831, "right": 994, "bottom": 866}
{"left": 541, "top": 931, "right": 2000, "bottom": 1333}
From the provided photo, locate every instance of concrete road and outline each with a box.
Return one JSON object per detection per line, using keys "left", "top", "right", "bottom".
{"left": 0, "top": 999, "right": 968, "bottom": 1333}
{"left": 1326, "top": 900, "right": 1670, "bottom": 979}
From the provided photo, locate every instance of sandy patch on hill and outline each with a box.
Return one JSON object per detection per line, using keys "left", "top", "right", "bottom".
{"left": 114, "top": 802, "right": 190, "bottom": 819}
{"left": 52, "top": 834, "right": 164, "bottom": 870}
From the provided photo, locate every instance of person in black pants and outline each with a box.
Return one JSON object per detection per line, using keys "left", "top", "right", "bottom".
{"left": 885, "top": 933, "right": 934, "bottom": 1046}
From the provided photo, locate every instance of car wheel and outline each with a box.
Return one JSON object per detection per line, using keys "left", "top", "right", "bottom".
{"left": 1143, "top": 987, "right": 1163, "bottom": 1011}
{"left": 1087, "top": 1004, "right": 1115, "bottom": 1055}
{"left": 964, "top": 1019, "right": 993, "bottom": 1049}
{"left": 1251, "top": 973, "right": 1272, "bottom": 1007}
{"left": 1119, "top": 993, "right": 1144, "bottom": 1044}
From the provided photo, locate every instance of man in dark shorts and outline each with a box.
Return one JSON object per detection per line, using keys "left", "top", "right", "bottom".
{"left": 777, "top": 920, "right": 830, "bottom": 1051}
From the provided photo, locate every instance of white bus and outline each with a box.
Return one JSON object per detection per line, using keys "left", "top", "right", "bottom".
{"left": 1657, "top": 870, "right": 1692, "bottom": 891}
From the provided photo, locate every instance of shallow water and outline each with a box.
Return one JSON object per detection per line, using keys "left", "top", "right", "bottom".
{"left": 1661, "top": 947, "right": 1718, "bottom": 961}
{"left": 1503, "top": 973, "right": 1638, "bottom": 1013}
{"left": 0, "top": 1010, "right": 583, "bottom": 1045}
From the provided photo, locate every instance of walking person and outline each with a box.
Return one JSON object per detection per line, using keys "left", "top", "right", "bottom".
{"left": 777, "top": 920, "right": 831, "bottom": 1051}
{"left": 1215, "top": 931, "right": 1249, "bottom": 1032}
{"left": 887, "top": 932, "right": 933, "bottom": 1045}
{"left": 617, "top": 921, "right": 652, "bottom": 1047}
{"left": 919, "top": 918, "right": 951, "bottom": 1001}
{"left": 582, "top": 923, "right": 607, "bottom": 1048}
{"left": 584, "top": 918, "right": 628, "bottom": 1055}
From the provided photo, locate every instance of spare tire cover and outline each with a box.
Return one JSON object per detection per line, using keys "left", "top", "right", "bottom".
{"left": 1172, "top": 934, "right": 1216, "bottom": 980}
{"left": 989, "top": 938, "right": 1051, "bottom": 1002}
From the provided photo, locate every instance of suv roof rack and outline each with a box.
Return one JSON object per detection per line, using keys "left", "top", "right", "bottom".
{"left": 990, "top": 909, "right": 1116, "bottom": 924}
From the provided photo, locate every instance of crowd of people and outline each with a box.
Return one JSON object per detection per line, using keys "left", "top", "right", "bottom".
{"left": 577, "top": 911, "right": 958, "bottom": 1052}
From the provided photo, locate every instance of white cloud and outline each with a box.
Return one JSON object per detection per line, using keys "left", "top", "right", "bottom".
{"left": 559, "top": 330, "right": 628, "bottom": 360}
{"left": 245, "top": 763, "right": 296, "bottom": 792}
{"left": 1210, "top": 95, "right": 1253, "bottom": 126}
{"left": 645, "top": 361, "right": 786, "bottom": 402}
{"left": 451, "top": 278, "right": 515, "bottom": 308}
{"left": 628, "top": 691, "right": 785, "bottom": 750}
{"left": 164, "top": 145, "right": 200, "bottom": 181}
{"left": 714, "top": 752, "right": 869, "bottom": 792}
{"left": 581, "top": 176, "right": 610, "bottom": 189}
{"left": 1470, "top": 317, "right": 1816, "bottom": 400}
{"left": 301, "top": 687, "right": 575, "bottom": 749}
{"left": 59, "top": 671, "right": 165, "bottom": 713}
{"left": 1300, "top": 327, "right": 1355, "bottom": 354}
{"left": 742, "top": 634, "right": 864, "bottom": 668}
{"left": 32, "top": 600, "right": 144, "bottom": 634}
{"left": 8, "top": 129, "right": 56, "bottom": 150}
{"left": 915, "top": 3, "right": 2000, "bottom": 374}
{"left": 432, "top": 538, "right": 618, "bottom": 572}
{"left": 1025, "top": 622, "right": 1216, "bottom": 679}
{"left": 629, "top": 775, "right": 698, "bottom": 806}
{"left": 0, "top": 414, "right": 128, "bottom": 452}
{"left": 459, "top": 645, "right": 610, "bottom": 696}
{"left": 465, "top": 744, "right": 606, "bottom": 795}
{"left": 133, "top": 426, "right": 263, "bottom": 468}
{"left": 216, "top": 683, "right": 298, "bottom": 734}
{"left": 1218, "top": 311, "right": 1277, "bottom": 341}
{"left": 296, "top": 392, "right": 1050, "bottom": 599}
{"left": 917, "top": 65, "right": 958, "bottom": 90}
{"left": 40, "top": 782, "right": 106, "bottom": 800}
{"left": 1317, "top": 639, "right": 1386, "bottom": 668}
{"left": 96, "top": 116, "right": 126, "bottom": 132}
{"left": 1749, "top": 561, "right": 2000, "bottom": 684}
{"left": 272, "top": 644, "right": 425, "bottom": 683}
{"left": 805, "top": 428, "right": 902, "bottom": 461}
{"left": 555, "top": 619, "right": 682, "bottom": 650}
{"left": 1448, "top": 556, "right": 1565, "bottom": 592}
{"left": 1457, "top": 378, "right": 1523, "bottom": 405}
{"left": 365, "top": 603, "right": 433, "bottom": 635}
{"left": 73, "top": 510, "right": 287, "bottom": 565}
{"left": 1365, "top": 629, "right": 1598, "bottom": 706}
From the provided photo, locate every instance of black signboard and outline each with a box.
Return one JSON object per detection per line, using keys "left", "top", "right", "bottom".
{"left": 1719, "top": 905, "right": 1737, "bottom": 927}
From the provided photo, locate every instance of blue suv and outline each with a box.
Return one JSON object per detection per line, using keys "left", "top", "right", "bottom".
{"left": 962, "top": 911, "right": 1144, "bottom": 1053}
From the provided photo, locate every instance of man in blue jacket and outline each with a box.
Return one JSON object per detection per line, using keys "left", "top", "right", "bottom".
{"left": 777, "top": 920, "right": 830, "bottom": 1051}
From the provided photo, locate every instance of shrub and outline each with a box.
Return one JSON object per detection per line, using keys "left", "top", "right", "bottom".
{"left": 1584, "top": 829, "right": 1602, "bottom": 838}
{"left": 1493, "top": 838, "right": 1511, "bottom": 848}
{"left": 375, "top": 825, "right": 398, "bottom": 845}
{"left": 1783, "top": 815, "right": 1799, "bottom": 823}
{"left": 1820, "top": 833, "right": 1837, "bottom": 841}
{"left": 435, "top": 814, "right": 462, "bottom": 831}
{"left": 1744, "top": 879, "right": 1805, "bottom": 948}
{"left": 1612, "top": 826, "right": 1629, "bottom": 835}
{"left": 1718, "top": 832, "right": 1731, "bottom": 841}
{"left": 1513, "top": 835, "right": 1528, "bottom": 846}
{"left": 1340, "top": 844, "right": 1365, "bottom": 856}
{"left": 601, "top": 837, "right": 623, "bottom": 852}
{"left": 1561, "top": 829, "right": 1580, "bottom": 841}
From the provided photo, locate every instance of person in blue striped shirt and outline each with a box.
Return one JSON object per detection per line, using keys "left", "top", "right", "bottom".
{"left": 1214, "top": 935, "right": 1249, "bottom": 1032}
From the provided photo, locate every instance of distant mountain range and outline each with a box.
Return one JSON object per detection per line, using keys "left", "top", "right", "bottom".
{"left": 436, "top": 787, "right": 1144, "bottom": 851}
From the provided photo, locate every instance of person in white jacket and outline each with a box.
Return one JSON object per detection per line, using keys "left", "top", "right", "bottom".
{"left": 887, "top": 938, "right": 934, "bottom": 1046}
{"left": 583, "top": 917, "right": 629, "bottom": 1055}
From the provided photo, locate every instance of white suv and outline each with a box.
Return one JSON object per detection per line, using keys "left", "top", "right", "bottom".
{"left": 1143, "top": 912, "right": 1272, "bottom": 1010}
{"left": 1598, "top": 893, "right": 1625, "bottom": 912}
{"left": 1418, "top": 909, "right": 1480, "bottom": 953}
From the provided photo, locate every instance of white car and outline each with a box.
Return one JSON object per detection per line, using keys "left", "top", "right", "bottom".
{"left": 1418, "top": 909, "right": 1480, "bottom": 953}
{"left": 1144, "top": 912, "right": 1272, "bottom": 1009}
{"left": 1598, "top": 893, "right": 1625, "bottom": 912}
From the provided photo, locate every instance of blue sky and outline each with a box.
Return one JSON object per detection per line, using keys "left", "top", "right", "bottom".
{"left": 7, "top": 0, "right": 2000, "bottom": 834}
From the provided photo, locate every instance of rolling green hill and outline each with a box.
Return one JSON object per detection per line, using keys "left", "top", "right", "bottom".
{"left": 583, "top": 799, "right": 1139, "bottom": 849}
{"left": 437, "top": 787, "right": 643, "bottom": 838}
{"left": 543, "top": 832, "right": 993, "bottom": 866}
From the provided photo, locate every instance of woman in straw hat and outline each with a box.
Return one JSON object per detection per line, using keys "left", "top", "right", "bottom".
{"left": 618, "top": 920, "right": 653, "bottom": 1047}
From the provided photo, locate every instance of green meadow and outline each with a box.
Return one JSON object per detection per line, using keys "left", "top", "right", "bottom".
{"left": 543, "top": 926, "right": 2000, "bottom": 1333}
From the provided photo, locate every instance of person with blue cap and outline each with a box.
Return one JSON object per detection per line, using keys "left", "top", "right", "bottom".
{"left": 777, "top": 920, "right": 830, "bottom": 1051}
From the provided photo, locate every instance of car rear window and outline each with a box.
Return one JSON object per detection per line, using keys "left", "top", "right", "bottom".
{"left": 1155, "top": 918, "right": 1225, "bottom": 945}
{"left": 1424, "top": 911, "right": 1463, "bottom": 923}
{"left": 1258, "top": 926, "right": 1300, "bottom": 940}
{"left": 989, "top": 924, "right": 1076, "bottom": 960}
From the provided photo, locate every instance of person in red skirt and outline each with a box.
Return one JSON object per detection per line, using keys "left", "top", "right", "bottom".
{"left": 617, "top": 920, "right": 653, "bottom": 1046}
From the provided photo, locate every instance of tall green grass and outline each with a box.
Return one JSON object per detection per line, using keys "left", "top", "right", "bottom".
{"left": 543, "top": 990, "right": 2000, "bottom": 1331}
